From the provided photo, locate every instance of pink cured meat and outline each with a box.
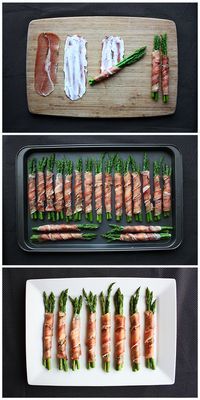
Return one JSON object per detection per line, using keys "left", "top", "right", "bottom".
{"left": 35, "top": 224, "right": 80, "bottom": 232}
{"left": 120, "top": 233, "right": 161, "bottom": 242}
{"left": 142, "top": 171, "right": 153, "bottom": 214}
{"left": 162, "top": 55, "right": 169, "bottom": 96}
{"left": 132, "top": 172, "right": 142, "bottom": 215}
{"left": 35, "top": 233, "right": 84, "bottom": 241}
{"left": 28, "top": 173, "right": 37, "bottom": 215}
{"left": 35, "top": 33, "right": 59, "bottom": 96}
{"left": 163, "top": 174, "right": 171, "bottom": 212}
{"left": 57, "top": 311, "right": 67, "bottom": 359}
{"left": 55, "top": 173, "right": 64, "bottom": 212}
{"left": 84, "top": 172, "right": 93, "bottom": 214}
{"left": 115, "top": 314, "right": 126, "bottom": 366}
{"left": 124, "top": 171, "right": 132, "bottom": 217}
{"left": 86, "top": 312, "right": 96, "bottom": 363}
{"left": 95, "top": 173, "right": 103, "bottom": 215}
{"left": 37, "top": 171, "right": 45, "bottom": 212}
{"left": 74, "top": 171, "right": 83, "bottom": 213}
{"left": 45, "top": 170, "right": 55, "bottom": 212}
{"left": 101, "top": 313, "right": 111, "bottom": 362}
{"left": 43, "top": 312, "right": 54, "bottom": 360}
{"left": 114, "top": 172, "right": 123, "bottom": 216}
{"left": 153, "top": 175, "right": 162, "bottom": 216}
{"left": 70, "top": 316, "right": 81, "bottom": 360}
{"left": 64, "top": 174, "right": 72, "bottom": 217}
{"left": 104, "top": 173, "right": 112, "bottom": 214}
{"left": 122, "top": 225, "right": 163, "bottom": 233}
{"left": 151, "top": 49, "right": 161, "bottom": 93}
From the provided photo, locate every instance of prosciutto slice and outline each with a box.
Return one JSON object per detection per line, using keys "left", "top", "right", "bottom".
{"left": 104, "top": 172, "right": 112, "bottom": 214}
{"left": 130, "top": 313, "right": 140, "bottom": 365}
{"left": 95, "top": 173, "right": 103, "bottom": 215}
{"left": 120, "top": 225, "right": 165, "bottom": 233}
{"left": 74, "top": 170, "right": 83, "bottom": 214}
{"left": 33, "top": 224, "right": 81, "bottom": 232}
{"left": 45, "top": 170, "right": 54, "bottom": 212}
{"left": 57, "top": 311, "right": 67, "bottom": 359}
{"left": 144, "top": 311, "right": 154, "bottom": 359}
{"left": 124, "top": 171, "right": 132, "bottom": 217}
{"left": 163, "top": 174, "right": 171, "bottom": 212}
{"left": 142, "top": 171, "right": 153, "bottom": 214}
{"left": 35, "top": 33, "right": 59, "bottom": 96}
{"left": 70, "top": 316, "right": 81, "bottom": 360}
{"left": 151, "top": 50, "right": 160, "bottom": 93}
{"left": 43, "top": 312, "right": 54, "bottom": 360}
{"left": 162, "top": 55, "right": 169, "bottom": 96}
{"left": 86, "top": 312, "right": 96, "bottom": 363}
{"left": 101, "top": 36, "right": 124, "bottom": 73}
{"left": 153, "top": 175, "right": 162, "bottom": 216}
{"left": 28, "top": 173, "right": 37, "bottom": 215}
{"left": 101, "top": 313, "right": 111, "bottom": 363}
{"left": 84, "top": 172, "right": 93, "bottom": 214}
{"left": 119, "top": 233, "right": 163, "bottom": 242}
{"left": 115, "top": 172, "right": 123, "bottom": 217}
{"left": 32, "top": 233, "right": 84, "bottom": 241}
{"left": 55, "top": 173, "right": 64, "bottom": 212}
{"left": 64, "top": 35, "right": 87, "bottom": 101}
{"left": 132, "top": 172, "right": 142, "bottom": 215}
{"left": 64, "top": 174, "right": 72, "bottom": 217}
{"left": 115, "top": 314, "right": 126, "bottom": 367}
{"left": 37, "top": 171, "right": 45, "bottom": 212}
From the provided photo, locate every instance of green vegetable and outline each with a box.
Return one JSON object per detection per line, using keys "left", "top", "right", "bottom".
{"left": 43, "top": 292, "right": 55, "bottom": 370}
{"left": 145, "top": 288, "right": 156, "bottom": 370}
{"left": 83, "top": 289, "right": 97, "bottom": 369}
{"left": 58, "top": 290, "right": 68, "bottom": 371}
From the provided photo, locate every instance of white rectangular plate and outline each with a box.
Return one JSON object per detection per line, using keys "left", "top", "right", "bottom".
{"left": 26, "top": 277, "right": 176, "bottom": 386}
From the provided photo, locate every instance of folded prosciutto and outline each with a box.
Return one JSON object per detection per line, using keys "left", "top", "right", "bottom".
{"left": 83, "top": 289, "right": 97, "bottom": 368}
{"left": 130, "top": 287, "right": 140, "bottom": 371}
{"left": 95, "top": 159, "right": 103, "bottom": 223}
{"left": 84, "top": 159, "right": 93, "bottom": 222}
{"left": 153, "top": 161, "right": 162, "bottom": 220}
{"left": 37, "top": 158, "right": 47, "bottom": 220}
{"left": 69, "top": 295, "right": 83, "bottom": 370}
{"left": 124, "top": 159, "right": 132, "bottom": 222}
{"left": 151, "top": 35, "right": 161, "bottom": 101}
{"left": 104, "top": 160, "right": 113, "bottom": 220}
{"left": 74, "top": 159, "right": 83, "bottom": 221}
{"left": 32, "top": 223, "right": 98, "bottom": 232}
{"left": 145, "top": 288, "right": 156, "bottom": 369}
{"left": 163, "top": 164, "right": 172, "bottom": 217}
{"left": 55, "top": 160, "right": 64, "bottom": 220}
{"left": 103, "top": 231, "right": 172, "bottom": 242}
{"left": 30, "top": 232, "right": 96, "bottom": 241}
{"left": 100, "top": 283, "right": 115, "bottom": 372}
{"left": 101, "top": 36, "right": 124, "bottom": 73}
{"left": 161, "top": 34, "right": 169, "bottom": 103}
{"left": 114, "top": 288, "right": 125, "bottom": 370}
{"left": 43, "top": 292, "right": 55, "bottom": 370}
{"left": 132, "top": 159, "right": 142, "bottom": 222}
{"left": 64, "top": 35, "right": 87, "bottom": 101}
{"left": 114, "top": 158, "right": 123, "bottom": 221}
{"left": 109, "top": 224, "right": 172, "bottom": 233}
{"left": 57, "top": 290, "right": 68, "bottom": 371}
{"left": 35, "top": 33, "right": 59, "bottom": 96}
{"left": 45, "top": 155, "right": 55, "bottom": 220}
{"left": 142, "top": 153, "right": 153, "bottom": 222}
{"left": 28, "top": 159, "right": 37, "bottom": 219}
{"left": 64, "top": 160, "right": 73, "bottom": 221}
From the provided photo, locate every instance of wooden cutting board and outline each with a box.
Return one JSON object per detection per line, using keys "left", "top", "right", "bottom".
{"left": 26, "top": 16, "right": 178, "bottom": 118}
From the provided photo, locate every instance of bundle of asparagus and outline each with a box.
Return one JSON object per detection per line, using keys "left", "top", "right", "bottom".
{"left": 142, "top": 153, "right": 153, "bottom": 222}
{"left": 161, "top": 33, "right": 169, "bottom": 103}
{"left": 37, "top": 157, "right": 47, "bottom": 220}
{"left": 151, "top": 35, "right": 161, "bottom": 101}
{"left": 114, "top": 157, "right": 123, "bottom": 222}
{"left": 104, "top": 159, "right": 113, "bottom": 220}
{"left": 69, "top": 295, "right": 83, "bottom": 370}
{"left": 130, "top": 287, "right": 140, "bottom": 371}
{"left": 100, "top": 282, "right": 115, "bottom": 372}
{"left": 145, "top": 288, "right": 156, "bottom": 369}
{"left": 124, "top": 158, "right": 132, "bottom": 222}
{"left": 114, "top": 288, "right": 126, "bottom": 370}
{"left": 95, "top": 158, "right": 103, "bottom": 223}
{"left": 28, "top": 158, "right": 37, "bottom": 219}
{"left": 163, "top": 163, "right": 172, "bottom": 217}
{"left": 64, "top": 159, "right": 73, "bottom": 222}
{"left": 131, "top": 157, "right": 142, "bottom": 222}
{"left": 55, "top": 160, "right": 64, "bottom": 221}
{"left": 45, "top": 154, "right": 55, "bottom": 221}
{"left": 57, "top": 290, "right": 68, "bottom": 371}
{"left": 74, "top": 159, "right": 83, "bottom": 221}
{"left": 43, "top": 291, "right": 55, "bottom": 370}
{"left": 83, "top": 289, "right": 97, "bottom": 369}
{"left": 89, "top": 46, "right": 147, "bottom": 86}
{"left": 153, "top": 160, "right": 162, "bottom": 221}
{"left": 84, "top": 159, "right": 93, "bottom": 222}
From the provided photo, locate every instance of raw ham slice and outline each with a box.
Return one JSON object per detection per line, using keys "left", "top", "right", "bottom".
{"left": 132, "top": 172, "right": 142, "bottom": 215}
{"left": 87, "top": 312, "right": 96, "bottom": 363}
{"left": 114, "top": 172, "right": 123, "bottom": 217}
{"left": 35, "top": 33, "right": 59, "bottom": 96}
{"left": 55, "top": 173, "right": 64, "bottom": 212}
{"left": 74, "top": 171, "right": 83, "bottom": 213}
{"left": 144, "top": 311, "right": 154, "bottom": 359}
{"left": 162, "top": 55, "right": 169, "bottom": 96}
{"left": 45, "top": 171, "right": 55, "bottom": 212}
{"left": 115, "top": 314, "right": 126, "bottom": 367}
{"left": 163, "top": 174, "right": 171, "bottom": 212}
{"left": 104, "top": 172, "right": 112, "bottom": 214}
{"left": 43, "top": 312, "right": 54, "bottom": 360}
{"left": 64, "top": 174, "right": 72, "bottom": 217}
{"left": 121, "top": 225, "right": 163, "bottom": 233}
{"left": 64, "top": 35, "right": 87, "bottom": 101}
{"left": 37, "top": 171, "right": 45, "bottom": 212}
{"left": 142, "top": 171, "right": 153, "bottom": 214}
{"left": 154, "top": 174, "right": 162, "bottom": 216}
{"left": 70, "top": 316, "right": 81, "bottom": 360}
{"left": 57, "top": 311, "right": 67, "bottom": 359}
{"left": 130, "top": 313, "right": 140, "bottom": 365}
{"left": 124, "top": 171, "right": 132, "bottom": 217}
{"left": 101, "top": 313, "right": 111, "bottom": 363}
{"left": 84, "top": 172, "right": 93, "bottom": 214}
{"left": 151, "top": 50, "right": 160, "bottom": 93}
{"left": 28, "top": 173, "right": 37, "bottom": 215}
{"left": 120, "top": 233, "right": 161, "bottom": 242}
{"left": 95, "top": 172, "right": 103, "bottom": 215}
{"left": 33, "top": 224, "right": 80, "bottom": 232}
{"left": 32, "top": 233, "right": 83, "bottom": 241}
{"left": 101, "top": 36, "right": 124, "bottom": 73}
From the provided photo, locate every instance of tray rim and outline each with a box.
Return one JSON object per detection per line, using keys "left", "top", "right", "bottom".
{"left": 16, "top": 143, "right": 183, "bottom": 253}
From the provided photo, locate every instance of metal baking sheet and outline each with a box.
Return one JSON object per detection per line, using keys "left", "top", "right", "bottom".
{"left": 16, "top": 144, "right": 183, "bottom": 252}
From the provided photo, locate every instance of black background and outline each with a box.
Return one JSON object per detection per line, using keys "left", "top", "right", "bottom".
{"left": 3, "top": 2, "right": 197, "bottom": 133}
{"left": 3, "top": 267, "right": 197, "bottom": 397}
{"left": 3, "top": 135, "right": 197, "bottom": 265}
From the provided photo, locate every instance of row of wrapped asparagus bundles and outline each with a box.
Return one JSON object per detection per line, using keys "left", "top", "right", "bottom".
{"left": 31, "top": 224, "right": 172, "bottom": 242}
{"left": 28, "top": 153, "right": 172, "bottom": 223}
{"left": 43, "top": 285, "right": 156, "bottom": 372}
{"left": 151, "top": 33, "right": 169, "bottom": 103}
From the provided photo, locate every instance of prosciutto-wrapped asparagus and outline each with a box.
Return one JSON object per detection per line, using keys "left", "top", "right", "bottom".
{"left": 57, "top": 290, "right": 68, "bottom": 371}
{"left": 95, "top": 159, "right": 103, "bottom": 223}
{"left": 153, "top": 160, "right": 162, "bottom": 221}
{"left": 55, "top": 160, "right": 64, "bottom": 220}
{"left": 69, "top": 295, "right": 83, "bottom": 370}
{"left": 64, "top": 35, "right": 87, "bottom": 101}
{"left": 163, "top": 164, "right": 172, "bottom": 217}
{"left": 114, "top": 288, "right": 126, "bottom": 370}
{"left": 83, "top": 289, "right": 97, "bottom": 369}
{"left": 28, "top": 159, "right": 37, "bottom": 219}
{"left": 84, "top": 159, "right": 93, "bottom": 222}
{"left": 142, "top": 153, "right": 153, "bottom": 222}
{"left": 114, "top": 158, "right": 123, "bottom": 222}
{"left": 37, "top": 157, "right": 47, "bottom": 220}
{"left": 100, "top": 282, "right": 115, "bottom": 372}
{"left": 35, "top": 33, "right": 60, "bottom": 96}
{"left": 89, "top": 46, "right": 146, "bottom": 86}
{"left": 32, "top": 224, "right": 98, "bottom": 232}
{"left": 31, "top": 233, "right": 96, "bottom": 241}
{"left": 145, "top": 288, "right": 156, "bottom": 369}
{"left": 131, "top": 158, "right": 142, "bottom": 222}
{"left": 161, "top": 33, "right": 169, "bottom": 103}
{"left": 43, "top": 291, "right": 55, "bottom": 370}
{"left": 130, "top": 287, "right": 140, "bottom": 371}
{"left": 64, "top": 159, "right": 73, "bottom": 222}
{"left": 101, "top": 36, "right": 124, "bottom": 73}
{"left": 45, "top": 154, "right": 55, "bottom": 221}
{"left": 74, "top": 159, "right": 83, "bottom": 221}
{"left": 103, "top": 231, "right": 171, "bottom": 242}
{"left": 104, "top": 160, "right": 113, "bottom": 220}
{"left": 151, "top": 35, "right": 161, "bottom": 101}
{"left": 124, "top": 159, "right": 132, "bottom": 223}
{"left": 109, "top": 224, "right": 173, "bottom": 233}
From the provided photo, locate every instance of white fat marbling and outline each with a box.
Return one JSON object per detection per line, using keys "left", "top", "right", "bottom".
{"left": 101, "top": 36, "right": 124, "bottom": 73}
{"left": 63, "top": 35, "right": 87, "bottom": 101}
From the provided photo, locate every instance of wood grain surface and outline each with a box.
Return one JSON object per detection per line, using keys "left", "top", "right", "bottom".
{"left": 26, "top": 17, "right": 178, "bottom": 118}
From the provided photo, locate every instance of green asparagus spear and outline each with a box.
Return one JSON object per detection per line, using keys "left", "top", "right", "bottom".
{"left": 83, "top": 289, "right": 97, "bottom": 369}
{"left": 100, "top": 283, "right": 115, "bottom": 372}
{"left": 130, "top": 287, "right": 140, "bottom": 371}
{"left": 43, "top": 291, "right": 55, "bottom": 370}
{"left": 151, "top": 35, "right": 161, "bottom": 101}
{"left": 58, "top": 290, "right": 68, "bottom": 371}
{"left": 145, "top": 288, "right": 156, "bottom": 370}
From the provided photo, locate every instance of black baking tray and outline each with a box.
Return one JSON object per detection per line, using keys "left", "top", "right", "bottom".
{"left": 16, "top": 144, "right": 183, "bottom": 252}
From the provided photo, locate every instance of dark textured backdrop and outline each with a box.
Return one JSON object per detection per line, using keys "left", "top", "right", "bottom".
{"left": 3, "top": 267, "right": 198, "bottom": 397}
{"left": 3, "top": 3, "right": 197, "bottom": 133}
{"left": 3, "top": 135, "right": 197, "bottom": 265}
